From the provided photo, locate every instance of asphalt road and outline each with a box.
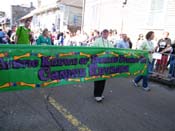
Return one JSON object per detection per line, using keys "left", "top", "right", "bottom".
{"left": 0, "top": 77, "right": 175, "bottom": 131}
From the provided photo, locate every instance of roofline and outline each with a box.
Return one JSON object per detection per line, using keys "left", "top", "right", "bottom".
{"left": 60, "top": 3, "right": 82, "bottom": 9}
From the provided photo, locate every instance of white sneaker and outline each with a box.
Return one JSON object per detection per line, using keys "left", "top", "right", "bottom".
{"left": 143, "top": 87, "right": 151, "bottom": 91}
{"left": 132, "top": 80, "right": 138, "bottom": 87}
{"left": 95, "top": 97, "right": 103, "bottom": 102}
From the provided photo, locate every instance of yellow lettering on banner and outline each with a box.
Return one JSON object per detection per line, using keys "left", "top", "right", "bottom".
{"left": 0, "top": 53, "right": 5, "bottom": 57}
{"left": 68, "top": 78, "right": 81, "bottom": 82}
{"left": 80, "top": 52, "right": 91, "bottom": 58}
{"left": 141, "top": 65, "right": 147, "bottom": 74}
{"left": 49, "top": 56, "right": 55, "bottom": 60}
{"left": 17, "top": 82, "right": 35, "bottom": 88}
{"left": 0, "top": 54, "right": 4, "bottom": 57}
{"left": 132, "top": 54, "right": 140, "bottom": 58}
{"left": 124, "top": 53, "right": 131, "bottom": 57}
{"left": 111, "top": 73, "right": 120, "bottom": 77}
{"left": 96, "top": 52, "right": 105, "bottom": 56}
{"left": 59, "top": 52, "right": 73, "bottom": 57}
{"left": 102, "top": 75, "right": 111, "bottom": 79}
{"left": 41, "top": 80, "right": 59, "bottom": 87}
{"left": 14, "top": 53, "right": 30, "bottom": 60}
{"left": 134, "top": 71, "right": 141, "bottom": 75}
{"left": 84, "top": 76, "right": 99, "bottom": 81}
{"left": 125, "top": 72, "right": 131, "bottom": 76}
{"left": 110, "top": 52, "right": 119, "bottom": 57}
{"left": 0, "top": 83, "right": 11, "bottom": 88}
{"left": 37, "top": 53, "right": 44, "bottom": 57}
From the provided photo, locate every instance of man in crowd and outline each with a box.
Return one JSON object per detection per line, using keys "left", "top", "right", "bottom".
{"left": 15, "top": 19, "right": 33, "bottom": 44}
{"left": 116, "top": 34, "right": 129, "bottom": 49}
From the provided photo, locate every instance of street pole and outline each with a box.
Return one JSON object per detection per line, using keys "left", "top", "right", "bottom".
{"left": 121, "top": 0, "right": 127, "bottom": 34}
{"left": 81, "top": 0, "right": 86, "bottom": 32}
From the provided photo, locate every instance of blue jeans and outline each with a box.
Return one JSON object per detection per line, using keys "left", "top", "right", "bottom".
{"left": 134, "top": 61, "right": 153, "bottom": 88}
{"left": 169, "top": 55, "right": 175, "bottom": 77}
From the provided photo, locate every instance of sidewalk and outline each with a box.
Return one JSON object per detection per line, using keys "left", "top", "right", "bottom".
{"left": 150, "top": 75, "right": 175, "bottom": 88}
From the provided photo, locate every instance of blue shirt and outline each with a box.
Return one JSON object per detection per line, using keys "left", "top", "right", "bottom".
{"left": 0, "top": 31, "right": 5, "bottom": 38}
{"left": 116, "top": 39, "right": 129, "bottom": 49}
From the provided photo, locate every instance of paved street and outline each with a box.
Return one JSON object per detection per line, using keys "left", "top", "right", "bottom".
{"left": 0, "top": 77, "right": 175, "bottom": 131}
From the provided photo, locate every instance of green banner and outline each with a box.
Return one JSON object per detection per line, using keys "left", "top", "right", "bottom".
{"left": 0, "top": 45, "right": 148, "bottom": 92}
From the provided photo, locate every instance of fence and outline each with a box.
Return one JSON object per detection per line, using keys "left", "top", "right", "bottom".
{"left": 150, "top": 52, "right": 175, "bottom": 85}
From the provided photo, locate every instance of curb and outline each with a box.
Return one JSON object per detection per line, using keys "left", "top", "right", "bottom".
{"left": 150, "top": 76, "right": 175, "bottom": 88}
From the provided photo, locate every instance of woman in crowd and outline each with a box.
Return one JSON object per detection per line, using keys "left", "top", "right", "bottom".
{"left": 36, "top": 28, "right": 51, "bottom": 45}
{"left": 136, "top": 34, "right": 144, "bottom": 49}
{"left": 132, "top": 31, "right": 155, "bottom": 91}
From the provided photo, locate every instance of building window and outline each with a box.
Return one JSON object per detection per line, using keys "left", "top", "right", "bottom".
{"left": 147, "top": 0, "right": 165, "bottom": 28}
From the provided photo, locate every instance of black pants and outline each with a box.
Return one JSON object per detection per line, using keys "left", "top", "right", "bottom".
{"left": 94, "top": 80, "right": 106, "bottom": 97}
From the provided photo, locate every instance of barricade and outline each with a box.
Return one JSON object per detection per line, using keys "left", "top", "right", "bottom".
{"left": 150, "top": 52, "right": 175, "bottom": 87}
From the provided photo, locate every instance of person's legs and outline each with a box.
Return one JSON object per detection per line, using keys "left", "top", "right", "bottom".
{"left": 134, "top": 75, "right": 143, "bottom": 84}
{"left": 172, "top": 64, "right": 175, "bottom": 77}
{"left": 94, "top": 80, "right": 106, "bottom": 97}
{"left": 155, "top": 60, "right": 160, "bottom": 72}
{"left": 169, "top": 55, "right": 173, "bottom": 76}
{"left": 162, "top": 55, "right": 168, "bottom": 74}
{"left": 142, "top": 62, "right": 152, "bottom": 91}
{"left": 169, "top": 55, "right": 175, "bottom": 77}
{"left": 148, "top": 61, "right": 154, "bottom": 74}
{"left": 142, "top": 75, "right": 148, "bottom": 88}
{"left": 142, "top": 75, "right": 151, "bottom": 91}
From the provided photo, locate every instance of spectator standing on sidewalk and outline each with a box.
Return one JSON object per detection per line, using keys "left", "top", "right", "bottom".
{"left": 116, "top": 34, "right": 129, "bottom": 49}
{"left": 36, "top": 28, "right": 52, "bottom": 45}
{"left": 0, "top": 28, "right": 8, "bottom": 44}
{"left": 132, "top": 31, "right": 155, "bottom": 91}
{"left": 168, "top": 41, "right": 175, "bottom": 78}
{"left": 93, "top": 29, "right": 113, "bottom": 102}
{"left": 155, "top": 32, "right": 171, "bottom": 76}
{"left": 89, "top": 30, "right": 100, "bottom": 46}
{"left": 7, "top": 25, "right": 16, "bottom": 44}
{"left": 127, "top": 37, "right": 133, "bottom": 49}
{"left": 136, "top": 34, "right": 144, "bottom": 49}
{"left": 15, "top": 19, "right": 33, "bottom": 44}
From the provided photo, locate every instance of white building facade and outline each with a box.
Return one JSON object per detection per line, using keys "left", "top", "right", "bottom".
{"left": 29, "top": 0, "right": 82, "bottom": 33}
{"left": 83, "top": 0, "right": 175, "bottom": 40}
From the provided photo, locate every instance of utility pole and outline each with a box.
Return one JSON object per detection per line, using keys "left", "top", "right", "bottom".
{"left": 81, "top": 0, "right": 86, "bottom": 32}
{"left": 122, "top": 0, "right": 127, "bottom": 8}
{"left": 121, "top": 0, "right": 127, "bottom": 33}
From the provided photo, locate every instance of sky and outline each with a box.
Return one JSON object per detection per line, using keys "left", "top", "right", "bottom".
{"left": 0, "top": 0, "right": 37, "bottom": 17}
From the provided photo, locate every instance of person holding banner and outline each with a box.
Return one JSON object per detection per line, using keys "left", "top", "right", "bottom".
{"left": 132, "top": 31, "right": 155, "bottom": 91}
{"left": 93, "top": 29, "right": 113, "bottom": 102}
